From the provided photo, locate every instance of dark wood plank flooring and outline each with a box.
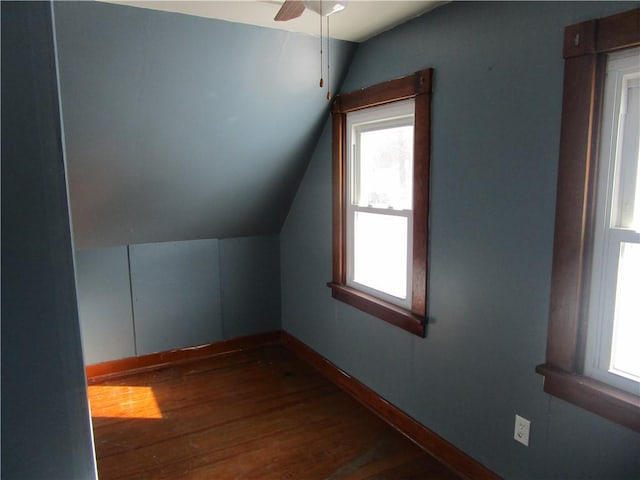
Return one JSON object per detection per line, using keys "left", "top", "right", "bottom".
{"left": 88, "top": 345, "right": 462, "bottom": 479}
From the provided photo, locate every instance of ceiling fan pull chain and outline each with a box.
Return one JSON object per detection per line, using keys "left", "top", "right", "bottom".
{"left": 319, "top": 4, "right": 324, "bottom": 89}
{"left": 326, "top": 13, "right": 331, "bottom": 100}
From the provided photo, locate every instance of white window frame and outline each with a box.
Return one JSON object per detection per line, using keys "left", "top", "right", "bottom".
{"left": 345, "top": 100, "right": 415, "bottom": 309}
{"left": 585, "top": 47, "right": 640, "bottom": 395}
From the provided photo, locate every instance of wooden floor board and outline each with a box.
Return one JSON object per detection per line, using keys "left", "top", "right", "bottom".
{"left": 88, "top": 345, "right": 462, "bottom": 479}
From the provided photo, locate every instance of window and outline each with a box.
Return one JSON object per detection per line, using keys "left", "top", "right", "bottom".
{"left": 347, "top": 100, "right": 415, "bottom": 309}
{"left": 585, "top": 47, "right": 640, "bottom": 395}
{"left": 328, "top": 69, "right": 432, "bottom": 337}
{"left": 536, "top": 8, "right": 640, "bottom": 432}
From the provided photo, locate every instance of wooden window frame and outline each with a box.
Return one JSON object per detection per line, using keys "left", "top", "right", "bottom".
{"left": 535, "top": 8, "right": 640, "bottom": 432}
{"left": 328, "top": 69, "right": 432, "bottom": 337}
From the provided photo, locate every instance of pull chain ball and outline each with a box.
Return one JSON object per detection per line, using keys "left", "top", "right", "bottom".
{"left": 317, "top": 0, "right": 333, "bottom": 100}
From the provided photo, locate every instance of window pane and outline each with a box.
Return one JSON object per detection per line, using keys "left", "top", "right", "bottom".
{"left": 356, "top": 125, "right": 413, "bottom": 210}
{"left": 353, "top": 212, "right": 407, "bottom": 299}
{"left": 610, "top": 242, "right": 640, "bottom": 381}
{"left": 612, "top": 72, "right": 640, "bottom": 230}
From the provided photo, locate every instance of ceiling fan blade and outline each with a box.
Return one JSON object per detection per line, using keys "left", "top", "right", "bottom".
{"left": 274, "top": 1, "right": 305, "bottom": 21}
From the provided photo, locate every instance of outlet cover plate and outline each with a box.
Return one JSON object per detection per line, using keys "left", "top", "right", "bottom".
{"left": 514, "top": 414, "right": 531, "bottom": 446}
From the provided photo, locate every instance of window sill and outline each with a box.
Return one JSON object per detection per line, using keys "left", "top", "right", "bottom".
{"left": 536, "top": 364, "right": 640, "bottom": 432}
{"left": 327, "top": 282, "right": 425, "bottom": 337}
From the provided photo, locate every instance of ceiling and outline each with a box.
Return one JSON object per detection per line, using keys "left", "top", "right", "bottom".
{"left": 102, "top": 0, "right": 446, "bottom": 42}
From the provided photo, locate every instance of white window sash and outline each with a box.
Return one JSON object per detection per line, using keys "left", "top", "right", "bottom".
{"left": 585, "top": 47, "right": 640, "bottom": 394}
{"left": 345, "top": 100, "right": 415, "bottom": 309}
{"left": 345, "top": 204, "right": 414, "bottom": 308}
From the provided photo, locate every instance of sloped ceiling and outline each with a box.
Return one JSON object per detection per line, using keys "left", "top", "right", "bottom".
{"left": 54, "top": 1, "right": 357, "bottom": 249}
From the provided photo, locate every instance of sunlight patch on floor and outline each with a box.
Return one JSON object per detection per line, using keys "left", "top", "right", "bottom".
{"left": 88, "top": 385, "right": 164, "bottom": 419}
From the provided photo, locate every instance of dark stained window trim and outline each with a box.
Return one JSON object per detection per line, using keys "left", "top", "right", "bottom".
{"left": 536, "top": 8, "right": 640, "bottom": 433}
{"left": 329, "top": 69, "right": 433, "bottom": 337}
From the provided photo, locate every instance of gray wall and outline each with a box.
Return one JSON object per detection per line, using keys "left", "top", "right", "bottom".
{"left": 75, "top": 246, "right": 136, "bottom": 362}
{"left": 219, "top": 235, "right": 281, "bottom": 338}
{"left": 1, "top": 2, "right": 97, "bottom": 478}
{"left": 280, "top": 2, "right": 640, "bottom": 479}
{"left": 55, "top": 1, "right": 299, "bottom": 365}
{"left": 130, "top": 238, "right": 223, "bottom": 355}
{"left": 76, "top": 234, "right": 280, "bottom": 364}
{"left": 53, "top": 1, "right": 357, "bottom": 249}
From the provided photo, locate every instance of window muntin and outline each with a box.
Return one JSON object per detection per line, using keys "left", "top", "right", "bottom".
{"left": 585, "top": 47, "right": 640, "bottom": 394}
{"left": 346, "top": 100, "right": 415, "bottom": 308}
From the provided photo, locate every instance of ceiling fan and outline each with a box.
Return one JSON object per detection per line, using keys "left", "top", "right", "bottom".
{"left": 274, "top": 1, "right": 348, "bottom": 22}
{"left": 274, "top": 1, "right": 349, "bottom": 99}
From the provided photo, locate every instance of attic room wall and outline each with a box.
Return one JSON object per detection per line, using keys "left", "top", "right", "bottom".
{"left": 281, "top": 2, "right": 640, "bottom": 479}
{"left": 75, "top": 235, "right": 280, "bottom": 364}
{"left": 52, "top": 2, "right": 356, "bottom": 363}
{"left": 1, "top": 2, "right": 97, "bottom": 478}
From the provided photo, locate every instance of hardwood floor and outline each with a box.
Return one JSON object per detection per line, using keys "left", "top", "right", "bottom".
{"left": 88, "top": 345, "right": 462, "bottom": 479}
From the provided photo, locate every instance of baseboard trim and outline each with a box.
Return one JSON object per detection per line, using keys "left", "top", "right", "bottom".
{"left": 85, "top": 331, "right": 282, "bottom": 384}
{"left": 281, "top": 331, "right": 501, "bottom": 480}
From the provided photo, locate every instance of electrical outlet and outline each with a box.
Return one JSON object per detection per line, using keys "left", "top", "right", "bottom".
{"left": 514, "top": 414, "right": 530, "bottom": 446}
